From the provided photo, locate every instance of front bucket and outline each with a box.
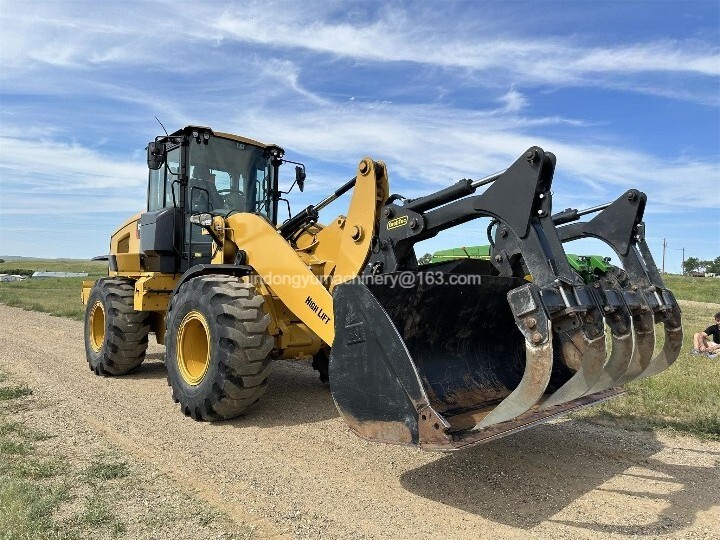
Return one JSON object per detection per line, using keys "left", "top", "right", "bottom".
{"left": 329, "top": 264, "right": 621, "bottom": 451}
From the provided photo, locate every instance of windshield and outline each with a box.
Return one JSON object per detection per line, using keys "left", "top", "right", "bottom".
{"left": 187, "top": 136, "right": 274, "bottom": 219}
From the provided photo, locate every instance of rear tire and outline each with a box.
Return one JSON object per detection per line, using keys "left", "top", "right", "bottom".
{"left": 84, "top": 278, "right": 150, "bottom": 375}
{"left": 165, "top": 275, "right": 274, "bottom": 421}
{"left": 312, "top": 349, "right": 330, "bottom": 383}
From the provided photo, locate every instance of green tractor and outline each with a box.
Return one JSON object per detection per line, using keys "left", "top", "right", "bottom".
{"left": 430, "top": 246, "right": 612, "bottom": 284}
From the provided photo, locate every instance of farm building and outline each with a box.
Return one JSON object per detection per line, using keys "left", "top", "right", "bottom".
{"left": 31, "top": 271, "right": 88, "bottom": 278}
{"left": 0, "top": 274, "right": 26, "bottom": 282}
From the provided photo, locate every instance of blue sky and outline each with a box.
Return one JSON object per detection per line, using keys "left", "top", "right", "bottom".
{"left": 0, "top": 0, "right": 718, "bottom": 273}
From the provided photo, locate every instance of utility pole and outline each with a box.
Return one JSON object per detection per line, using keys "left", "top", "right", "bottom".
{"left": 662, "top": 238, "right": 666, "bottom": 274}
{"left": 682, "top": 247, "right": 685, "bottom": 276}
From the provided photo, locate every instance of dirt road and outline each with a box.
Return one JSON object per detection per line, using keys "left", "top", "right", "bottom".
{"left": 1, "top": 303, "right": 718, "bottom": 539}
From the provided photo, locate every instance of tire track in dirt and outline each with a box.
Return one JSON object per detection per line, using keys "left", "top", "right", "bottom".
{"left": 1, "top": 304, "right": 719, "bottom": 539}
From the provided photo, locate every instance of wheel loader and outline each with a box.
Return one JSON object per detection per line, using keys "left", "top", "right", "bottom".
{"left": 81, "top": 125, "right": 682, "bottom": 451}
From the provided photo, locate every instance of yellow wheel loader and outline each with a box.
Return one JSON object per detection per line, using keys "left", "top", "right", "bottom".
{"left": 82, "top": 126, "right": 682, "bottom": 450}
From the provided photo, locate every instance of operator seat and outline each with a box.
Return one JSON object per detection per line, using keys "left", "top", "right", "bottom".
{"left": 192, "top": 166, "right": 225, "bottom": 211}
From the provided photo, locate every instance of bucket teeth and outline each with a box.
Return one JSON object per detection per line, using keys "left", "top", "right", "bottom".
{"left": 474, "top": 283, "right": 556, "bottom": 429}
{"left": 585, "top": 328, "right": 633, "bottom": 395}
{"left": 639, "top": 323, "right": 682, "bottom": 379}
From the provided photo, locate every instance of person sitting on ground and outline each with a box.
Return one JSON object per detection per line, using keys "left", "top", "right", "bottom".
{"left": 692, "top": 312, "right": 720, "bottom": 358}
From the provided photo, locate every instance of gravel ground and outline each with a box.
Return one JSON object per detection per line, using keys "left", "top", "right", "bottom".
{"left": 0, "top": 303, "right": 718, "bottom": 539}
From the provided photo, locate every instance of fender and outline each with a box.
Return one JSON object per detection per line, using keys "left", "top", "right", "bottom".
{"left": 171, "top": 264, "right": 254, "bottom": 297}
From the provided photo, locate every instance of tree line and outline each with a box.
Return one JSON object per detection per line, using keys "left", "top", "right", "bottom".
{"left": 683, "top": 256, "right": 720, "bottom": 275}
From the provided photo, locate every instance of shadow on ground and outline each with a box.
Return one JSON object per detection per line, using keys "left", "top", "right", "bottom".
{"left": 126, "top": 354, "right": 338, "bottom": 427}
{"left": 123, "top": 354, "right": 167, "bottom": 380}
{"left": 400, "top": 421, "right": 719, "bottom": 535}
{"left": 223, "top": 360, "right": 338, "bottom": 428}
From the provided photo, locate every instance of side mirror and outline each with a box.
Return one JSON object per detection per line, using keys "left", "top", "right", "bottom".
{"left": 147, "top": 142, "right": 166, "bottom": 170}
{"left": 295, "top": 166, "right": 306, "bottom": 192}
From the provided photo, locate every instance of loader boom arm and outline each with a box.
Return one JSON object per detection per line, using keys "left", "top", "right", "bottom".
{"left": 224, "top": 158, "right": 388, "bottom": 346}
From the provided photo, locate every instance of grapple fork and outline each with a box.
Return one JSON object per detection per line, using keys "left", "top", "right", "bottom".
{"left": 330, "top": 147, "right": 635, "bottom": 450}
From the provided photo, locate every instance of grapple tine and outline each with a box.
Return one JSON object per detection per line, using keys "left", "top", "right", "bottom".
{"left": 617, "top": 310, "right": 656, "bottom": 384}
{"left": 640, "top": 324, "right": 683, "bottom": 379}
{"left": 477, "top": 332, "right": 553, "bottom": 428}
{"left": 638, "top": 297, "right": 683, "bottom": 380}
{"left": 477, "top": 286, "right": 553, "bottom": 428}
{"left": 586, "top": 332, "right": 633, "bottom": 394}
{"left": 583, "top": 273, "right": 634, "bottom": 394}
{"left": 541, "top": 331, "right": 607, "bottom": 408}
{"left": 549, "top": 190, "right": 684, "bottom": 393}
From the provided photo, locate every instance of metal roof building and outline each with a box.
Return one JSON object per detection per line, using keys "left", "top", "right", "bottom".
{"left": 31, "top": 272, "right": 89, "bottom": 278}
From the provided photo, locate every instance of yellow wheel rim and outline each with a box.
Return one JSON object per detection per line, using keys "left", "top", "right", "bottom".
{"left": 177, "top": 310, "right": 211, "bottom": 386}
{"left": 89, "top": 301, "right": 105, "bottom": 352}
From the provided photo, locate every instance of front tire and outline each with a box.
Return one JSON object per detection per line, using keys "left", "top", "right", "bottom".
{"left": 165, "top": 275, "right": 274, "bottom": 421}
{"left": 84, "top": 278, "right": 150, "bottom": 375}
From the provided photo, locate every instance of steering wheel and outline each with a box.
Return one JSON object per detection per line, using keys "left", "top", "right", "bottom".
{"left": 217, "top": 189, "right": 247, "bottom": 211}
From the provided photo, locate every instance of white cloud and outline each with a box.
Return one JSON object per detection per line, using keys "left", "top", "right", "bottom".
{"left": 0, "top": 1, "right": 717, "bottom": 261}
{"left": 0, "top": 135, "right": 147, "bottom": 191}
{"left": 497, "top": 87, "right": 528, "bottom": 113}
{"left": 222, "top": 100, "right": 719, "bottom": 211}
{"left": 1, "top": 2, "right": 717, "bottom": 100}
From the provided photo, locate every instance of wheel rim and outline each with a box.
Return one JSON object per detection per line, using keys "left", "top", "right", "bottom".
{"left": 177, "top": 311, "right": 211, "bottom": 385}
{"left": 89, "top": 301, "right": 105, "bottom": 352}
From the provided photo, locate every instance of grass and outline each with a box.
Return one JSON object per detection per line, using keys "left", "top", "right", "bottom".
{"left": 0, "top": 259, "right": 108, "bottom": 275}
{"left": 662, "top": 273, "right": 720, "bottom": 304}
{"left": 0, "top": 379, "right": 71, "bottom": 539}
{"left": 0, "top": 369, "right": 252, "bottom": 539}
{"left": 0, "top": 370, "right": 129, "bottom": 539}
{"left": 0, "top": 385, "right": 33, "bottom": 401}
{"left": 0, "top": 259, "right": 107, "bottom": 320}
{"left": 83, "top": 461, "right": 130, "bottom": 482}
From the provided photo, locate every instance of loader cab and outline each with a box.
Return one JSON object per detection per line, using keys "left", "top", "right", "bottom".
{"left": 141, "top": 126, "right": 284, "bottom": 273}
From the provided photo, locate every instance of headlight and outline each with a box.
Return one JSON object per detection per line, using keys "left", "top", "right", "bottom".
{"left": 190, "top": 213, "right": 213, "bottom": 227}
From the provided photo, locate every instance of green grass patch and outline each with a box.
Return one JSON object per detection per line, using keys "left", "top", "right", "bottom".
{"left": 0, "top": 375, "right": 73, "bottom": 538}
{"left": 0, "top": 438, "right": 30, "bottom": 455}
{"left": 0, "top": 258, "right": 107, "bottom": 319}
{"left": 0, "top": 369, "right": 244, "bottom": 538}
{"left": 663, "top": 274, "right": 720, "bottom": 303}
{"left": 82, "top": 495, "right": 115, "bottom": 527}
{"left": 83, "top": 461, "right": 130, "bottom": 482}
{"left": 0, "top": 371, "right": 129, "bottom": 539}
{"left": 0, "top": 384, "right": 32, "bottom": 401}
{"left": 0, "top": 277, "right": 95, "bottom": 320}
{"left": 0, "top": 480, "right": 73, "bottom": 540}
{"left": 0, "top": 258, "right": 108, "bottom": 275}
